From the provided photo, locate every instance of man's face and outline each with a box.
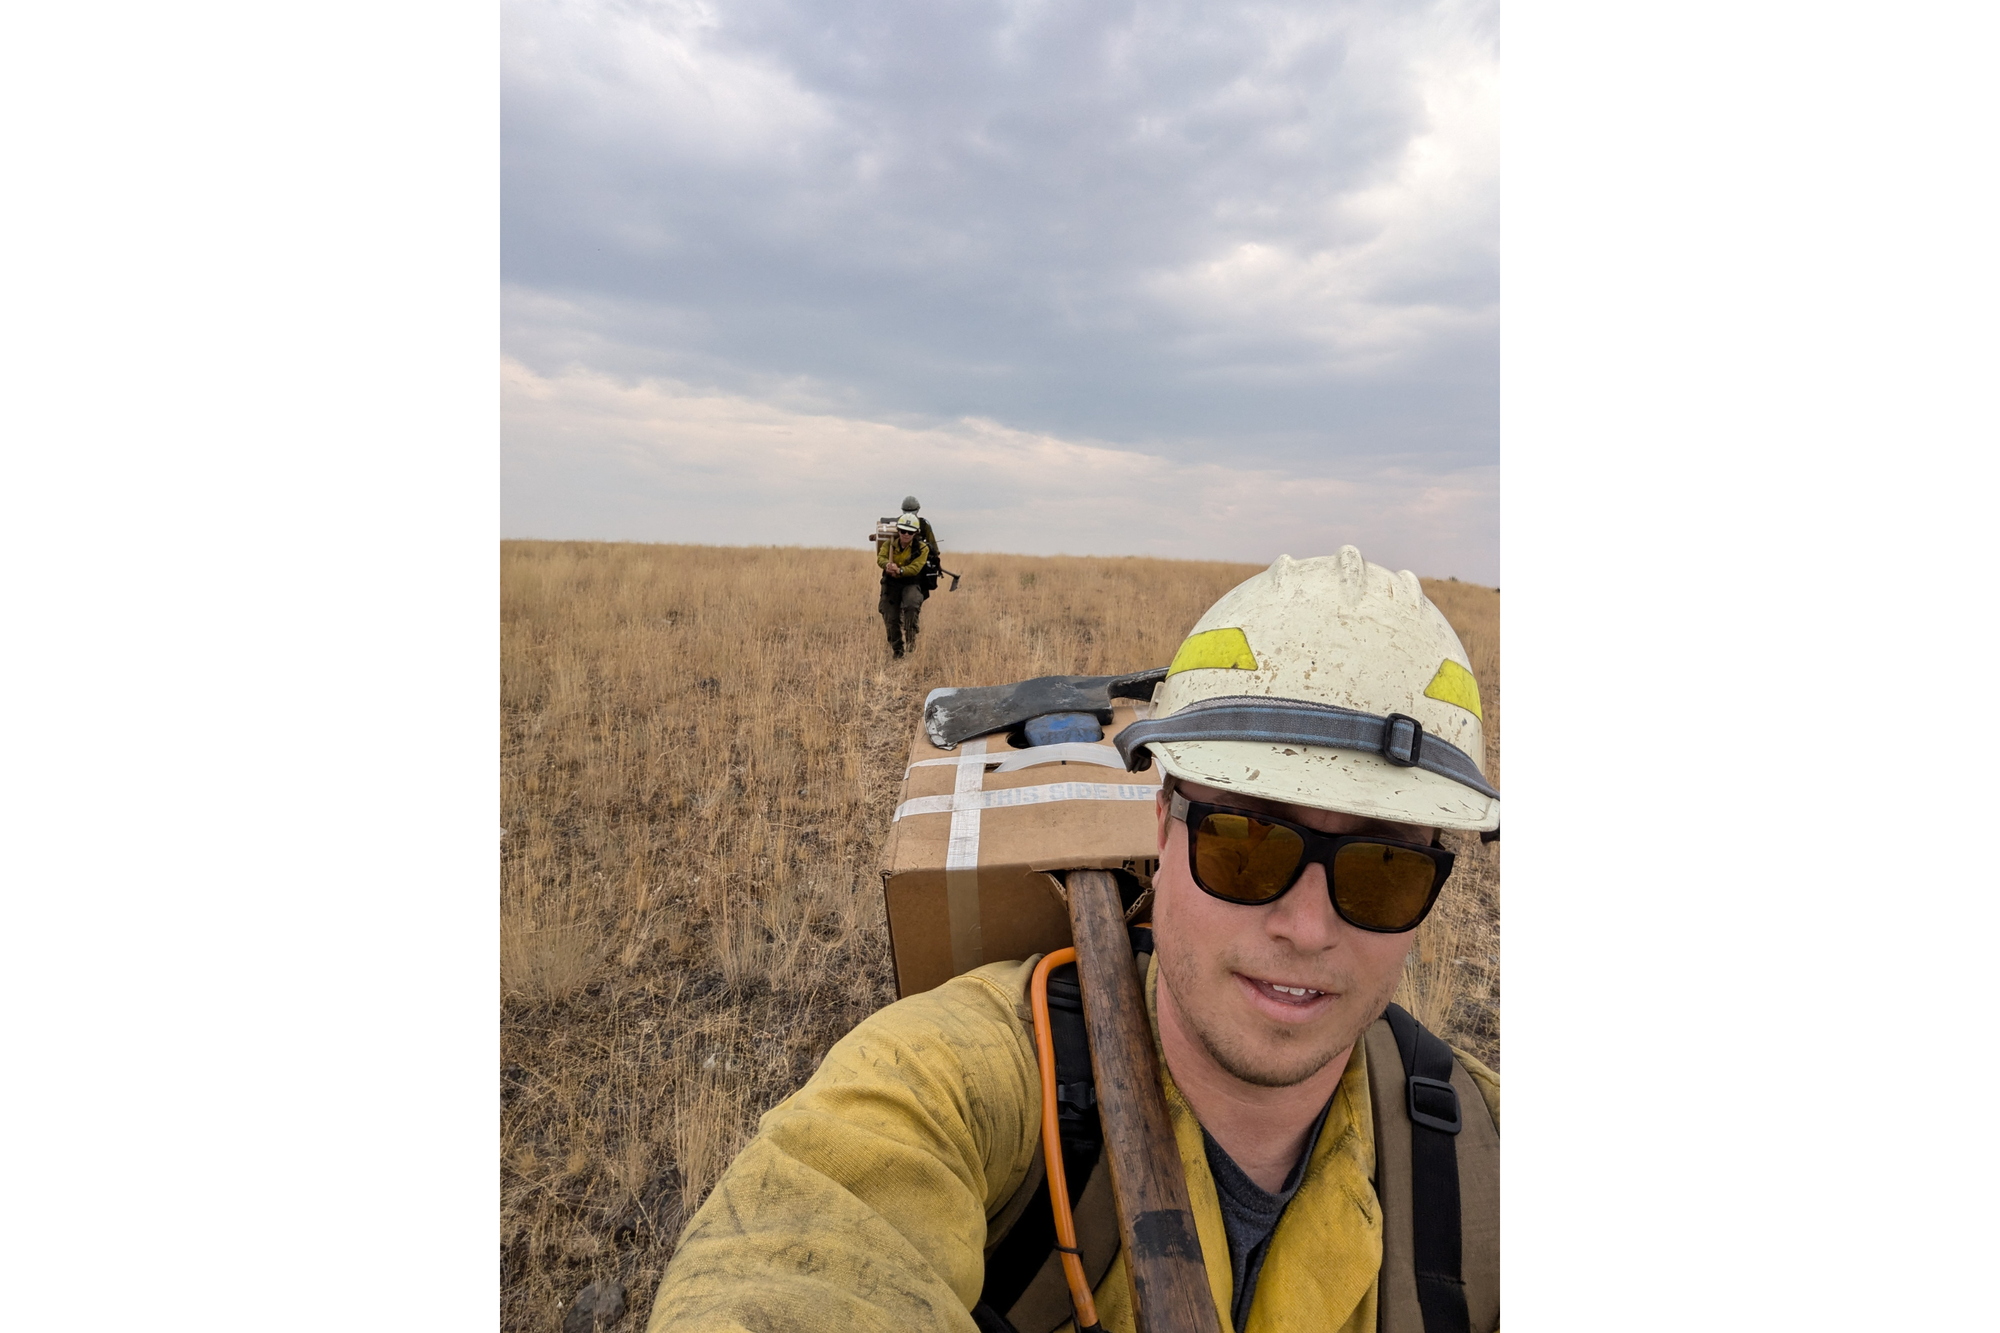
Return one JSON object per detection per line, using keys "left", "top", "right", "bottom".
{"left": 1151, "top": 779, "right": 1433, "bottom": 1089}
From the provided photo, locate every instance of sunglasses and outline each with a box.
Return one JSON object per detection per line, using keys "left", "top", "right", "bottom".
{"left": 1168, "top": 792, "right": 1454, "bottom": 933}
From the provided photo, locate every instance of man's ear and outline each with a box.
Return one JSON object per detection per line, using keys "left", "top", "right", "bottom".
{"left": 1156, "top": 785, "right": 1172, "bottom": 853}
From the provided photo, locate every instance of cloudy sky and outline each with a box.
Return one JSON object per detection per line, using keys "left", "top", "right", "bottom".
{"left": 502, "top": 0, "right": 1498, "bottom": 582}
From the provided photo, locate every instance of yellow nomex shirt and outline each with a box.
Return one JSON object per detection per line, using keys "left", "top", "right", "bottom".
{"left": 877, "top": 539, "right": 928, "bottom": 578}
{"left": 646, "top": 956, "right": 1498, "bottom": 1333}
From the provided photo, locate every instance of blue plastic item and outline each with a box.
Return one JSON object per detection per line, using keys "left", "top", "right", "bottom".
{"left": 1022, "top": 712, "right": 1104, "bottom": 747}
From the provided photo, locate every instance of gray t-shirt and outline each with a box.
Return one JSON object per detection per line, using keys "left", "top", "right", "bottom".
{"left": 1200, "top": 1096, "right": 1337, "bottom": 1333}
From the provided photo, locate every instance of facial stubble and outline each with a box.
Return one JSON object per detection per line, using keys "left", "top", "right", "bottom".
{"left": 1156, "top": 938, "right": 1404, "bottom": 1089}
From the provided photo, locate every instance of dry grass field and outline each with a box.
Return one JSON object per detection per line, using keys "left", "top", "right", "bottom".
{"left": 499, "top": 540, "right": 1499, "bottom": 1332}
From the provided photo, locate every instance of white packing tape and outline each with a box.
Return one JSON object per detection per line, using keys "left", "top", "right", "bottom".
{"left": 895, "top": 779, "right": 1162, "bottom": 822}
{"left": 944, "top": 737, "right": 986, "bottom": 976}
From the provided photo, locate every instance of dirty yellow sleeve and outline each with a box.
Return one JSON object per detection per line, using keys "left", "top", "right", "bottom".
{"left": 646, "top": 960, "right": 1044, "bottom": 1333}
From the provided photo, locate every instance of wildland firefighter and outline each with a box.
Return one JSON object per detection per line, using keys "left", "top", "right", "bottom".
{"left": 878, "top": 512, "right": 931, "bottom": 657}
{"left": 650, "top": 549, "right": 1499, "bottom": 1333}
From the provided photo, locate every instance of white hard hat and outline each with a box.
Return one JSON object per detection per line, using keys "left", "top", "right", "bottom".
{"left": 1117, "top": 548, "right": 1497, "bottom": 832}
{"left": 896, "top": 513, "right": 922, "bottom": 532}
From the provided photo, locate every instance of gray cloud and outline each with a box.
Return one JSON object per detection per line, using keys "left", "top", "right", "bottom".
{"left": 503, "top": 0, "right": 1498, "bottom": 578}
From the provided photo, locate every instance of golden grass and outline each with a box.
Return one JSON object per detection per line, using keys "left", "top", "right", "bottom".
{"left": 499, "top": 541, "right": 1499, "bottom": 1330}
{"left": 502, "top": 920, "right": 603, "bottom": 1007}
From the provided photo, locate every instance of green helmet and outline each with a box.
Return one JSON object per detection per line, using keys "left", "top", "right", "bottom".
{"left": 901, "top": 496, "right": 921, "bottom": 512}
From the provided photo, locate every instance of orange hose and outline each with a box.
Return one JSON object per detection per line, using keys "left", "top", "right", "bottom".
{"left": 1031, "top": 947, "right": 1100, "bottom": 1331}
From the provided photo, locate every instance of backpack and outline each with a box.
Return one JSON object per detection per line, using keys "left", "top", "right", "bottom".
{"left": 919, "top": 517, "right": 942, "bottom": 593}
{"left": 972, "top": 930, "right": 1498, "bottom": 1333}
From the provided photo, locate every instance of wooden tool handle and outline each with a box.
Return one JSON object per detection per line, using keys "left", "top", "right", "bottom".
{"left": 1064, "top": 869, "right": 1223, "bottom": 1333}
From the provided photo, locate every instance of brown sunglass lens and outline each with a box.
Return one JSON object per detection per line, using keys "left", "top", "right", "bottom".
{"left": 1193, "top": 813, "right": 1305, "bottom": 901}
{"left": 1331, "top": 842, "right": 1439, "bottom": 929}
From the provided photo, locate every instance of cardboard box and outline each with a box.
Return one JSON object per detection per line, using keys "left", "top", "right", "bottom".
{"left": 880, "top": 698, "right": 1163, "bottom": 996}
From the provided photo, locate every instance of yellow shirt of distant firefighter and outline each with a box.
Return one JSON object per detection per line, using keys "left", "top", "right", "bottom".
{"left": 879, "top": 534, "right": 926, "bottom": 577}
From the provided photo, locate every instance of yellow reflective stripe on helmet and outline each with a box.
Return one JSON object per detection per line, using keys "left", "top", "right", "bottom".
{"left": 1167, "top": 626, "right": 1259, "bottom": 675}
{"left": 1422, "top": 659, "right": 1482, "bottom": 720}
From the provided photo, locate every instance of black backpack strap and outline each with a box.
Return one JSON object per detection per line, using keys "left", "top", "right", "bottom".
{"left": 978, "top": 962, "right": 1103, "bottom": 1316}
{"left": 970, "top": 1304, "right": 1019, "bottom": 1333}
{"left": 1381, "top": 1003, "right": 1469, "bottom": 1333}
{"left": 979, "top": 929, "right": 1153, "bottom": 1332}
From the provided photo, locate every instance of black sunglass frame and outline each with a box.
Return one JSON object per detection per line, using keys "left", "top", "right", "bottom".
{"left": 1169, "top": 793, "right": 1455, "bottom": 933}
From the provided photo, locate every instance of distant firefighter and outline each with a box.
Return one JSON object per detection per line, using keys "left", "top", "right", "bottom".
{"left": 877, "top": 513, "right": 930, "bottom": 657}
